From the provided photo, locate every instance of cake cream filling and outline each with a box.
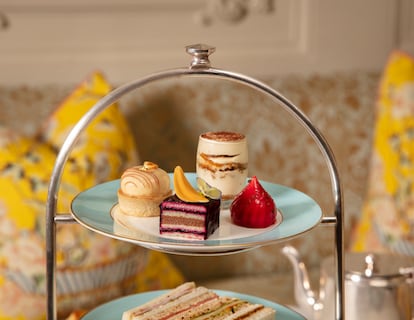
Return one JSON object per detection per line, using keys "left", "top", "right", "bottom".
{"left": 161, "top": 202, "right": 208, "bottom": 213}
{"left": 161, "top": 211, "right": 205, "bottom": 221}
{"left": 197, "top": 153, "right": 247, "bottom": 171}
{"left": 159, "top": 232, "right": 206, "bottom": 240}
{"left": 160, "top": 211, "right": 208, "bottom": 233}
{"left": 197, "top": 153, "right": 247, "bottom": 199}
{"left": 196, "top": 167, "right": 247, "bottom": 199}
{"left": 161, "top": 225, "right": 206, "bottom": 232}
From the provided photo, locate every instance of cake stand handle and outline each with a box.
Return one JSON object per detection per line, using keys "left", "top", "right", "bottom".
{"left": 186, "top": 43, "right": 215, "bottom": 68}
{"left": 46, "top": 44, "right": 344, "bottom": 320}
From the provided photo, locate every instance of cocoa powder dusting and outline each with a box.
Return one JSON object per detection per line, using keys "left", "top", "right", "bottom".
{"left": 201, "top": 131, "right": 245, "bottom": 142}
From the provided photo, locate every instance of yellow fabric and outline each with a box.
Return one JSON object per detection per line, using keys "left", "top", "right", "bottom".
{"left": 136, "top": 251, "right": 185, "bottom": 291}
{"left": 352, "top": 51, "right": 414, "bottom": 254}
{"left": 0, "top": 72, "right": 184, "bottom": 320}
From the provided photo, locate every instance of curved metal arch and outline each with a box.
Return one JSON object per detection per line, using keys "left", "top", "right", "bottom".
{"left": 46, "top": 66, "right": 344, "bottom": 319}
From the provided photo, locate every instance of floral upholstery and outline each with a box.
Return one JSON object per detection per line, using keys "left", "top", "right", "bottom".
{"left": 0, "top": 72, "right": 183, "bottom": 320}
{"left": 0, "top": 68, "right": 384, "bottom": 308}
{"left": 351, "top": 51, "right": 414, "bottom": 255}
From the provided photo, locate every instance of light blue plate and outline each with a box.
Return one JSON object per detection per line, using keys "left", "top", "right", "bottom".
{"left": 82, "top": 289, "right": 305, "bottom": 320}
{"left": 71, "top": 173, "right": 322, "bottom": 255}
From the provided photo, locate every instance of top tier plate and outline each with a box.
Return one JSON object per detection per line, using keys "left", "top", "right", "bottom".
{"left": 70, "top": 173, "right": 322, "bottom": 256}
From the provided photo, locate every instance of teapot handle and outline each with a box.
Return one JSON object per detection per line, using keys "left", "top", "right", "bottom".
{"left": 399, "top": 267, "right": 414, "bottom": 282}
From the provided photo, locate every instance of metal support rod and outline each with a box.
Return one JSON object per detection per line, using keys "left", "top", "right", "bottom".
{"left": 55, "top": 214, "right": 77, "bottom": 224}
{"left": 46, "top": 53, "right": 344, "bottom": 319}
{"left": 321, "top": 216, "right": 338, "bottom": 225}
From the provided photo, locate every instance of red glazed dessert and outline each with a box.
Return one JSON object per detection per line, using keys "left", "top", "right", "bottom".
{"left": 230, "top": 176, "right": 276, "bottom": 228}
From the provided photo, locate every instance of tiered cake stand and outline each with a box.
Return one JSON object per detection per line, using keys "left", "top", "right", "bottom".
{"left": 46, "top": 44, "right": 344, "bottom": 319}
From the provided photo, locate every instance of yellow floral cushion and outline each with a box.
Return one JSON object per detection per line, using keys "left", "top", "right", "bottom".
{"left": 352, "top": 51, "right": 414, "bottom": 255}
{"left": 0, "top": 72, "right": 183, "bottom": 320}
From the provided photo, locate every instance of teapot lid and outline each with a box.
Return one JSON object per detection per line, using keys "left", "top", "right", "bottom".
{"left": 345, "top": 252, "right": 414, "bottom": 284}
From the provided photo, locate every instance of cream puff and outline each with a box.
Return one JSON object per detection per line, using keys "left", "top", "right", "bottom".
{"left": 117, "top": 161, "right": 171, "bottom": 217}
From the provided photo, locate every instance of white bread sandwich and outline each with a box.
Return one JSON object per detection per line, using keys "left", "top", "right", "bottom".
{"left": 122, "top": 282, "right": 276, "bottom": 320}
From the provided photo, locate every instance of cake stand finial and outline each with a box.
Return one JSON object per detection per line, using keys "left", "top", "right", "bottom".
{"left": 186, "top": 44, "right": 216, "bottom": 69}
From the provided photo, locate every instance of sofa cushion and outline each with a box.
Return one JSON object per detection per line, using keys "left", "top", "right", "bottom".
{"left": 352, "top": 51, "right": 414, "bottom": 254}
{"left": 0, "top": 72, "right": 183, "bottom": 319}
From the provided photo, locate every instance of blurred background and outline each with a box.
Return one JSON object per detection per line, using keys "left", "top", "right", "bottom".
{"left": 1, "top": 1, "right": 414, "bottom": 319}
{"left": 0, "top": 0, "right": 411, "bottom": 85}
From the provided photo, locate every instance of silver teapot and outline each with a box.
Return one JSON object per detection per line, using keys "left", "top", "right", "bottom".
{"left": 282, "top": 245, "right": 414, "bottom": 320}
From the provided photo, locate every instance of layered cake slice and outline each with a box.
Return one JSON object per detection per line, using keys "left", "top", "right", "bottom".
{"left": 122, "top": 282, "right": 276, "bottom": 320}
{"left": 160, "top": 194, "right": 220, "bottom": 240}
{"left": 159, "top": 166, "right": 220, "bottom": 240}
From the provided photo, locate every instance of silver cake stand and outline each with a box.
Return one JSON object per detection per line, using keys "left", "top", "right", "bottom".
{"left": 46, "top": 44, "right": 344, "bottom": 320}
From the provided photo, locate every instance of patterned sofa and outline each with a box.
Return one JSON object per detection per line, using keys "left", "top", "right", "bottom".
{"left": 0, "top": 70, "right": 380, "bottom": 310}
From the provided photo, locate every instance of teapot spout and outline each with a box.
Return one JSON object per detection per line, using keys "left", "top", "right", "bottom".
{"left": 282, "top": 246, "right": 322, "bottom": 316}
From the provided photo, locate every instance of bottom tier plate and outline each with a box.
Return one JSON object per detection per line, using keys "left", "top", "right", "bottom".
{"left": 81, "top": 289, "right": 305, "bottom": 320}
